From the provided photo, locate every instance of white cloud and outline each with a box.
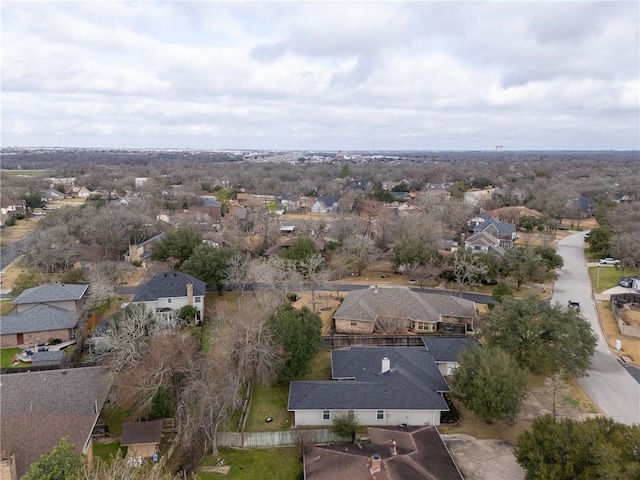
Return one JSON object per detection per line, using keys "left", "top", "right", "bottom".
{"left": 1, "top": 1, "right": 638, "bottom": 150}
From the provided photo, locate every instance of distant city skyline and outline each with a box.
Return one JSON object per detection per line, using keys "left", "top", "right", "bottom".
{"left": 2, "top": 1, "right": 639, "bottom": 151}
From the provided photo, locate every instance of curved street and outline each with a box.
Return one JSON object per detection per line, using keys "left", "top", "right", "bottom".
{"left": 553, "top": 232, "right": 640, "bottom": 425}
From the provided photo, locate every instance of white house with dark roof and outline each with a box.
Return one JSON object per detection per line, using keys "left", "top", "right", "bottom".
{"left": 311, "top": 195, "right": 340, "bottom": 213}
{"left": 132, "top": 272, "right": 206, "bottom": 325}
{"left": 288, "top": 347, "right": 450, "bottom": 427}
{"left": 470, "top": 213, "right": 517, "bottom": 249}
{"left": 463, "top": 231, "right": 506, "bottom": 257}
{"left": 333, "top": 286, "right": 477, "bottom": 335}
{"left": 422, "top": 337, "right": 482, "bottom": 376}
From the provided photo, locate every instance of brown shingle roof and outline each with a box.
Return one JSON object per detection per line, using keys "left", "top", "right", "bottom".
{"left": 333, "top": 286, "right": 476, "bottom": 324}
{"left": 1, "top": 412, "right": 96, "bottom": 478}
{"left": 304, "top": 426, "right": 463, "bottom": 480}
{"left": 120, "top": 420, "right": 163, "bottom": 446}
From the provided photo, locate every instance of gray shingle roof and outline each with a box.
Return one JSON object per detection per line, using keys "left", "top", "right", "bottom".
{"left": 0, "top": 366, "right": 108, "bottom": 415}
{"left": 132, "top": 272, "right": 206, "bottom": 302}
{"left": 421, "top": 337, "right": 481, "bottom": 363}
{"left": 474, "top": 214, "right": 516, "bottom": 235}
{"left": 31, "top": 350, "right": 65, "bottom": 362}
{"left": 0, "top": 304, "right": 79, "bottom": 335}
{"left": 333, "top": 287, "right": 476, "bottom": 324}
{"left": 13, "top": 283, "right": 89, "bottom": 305}
{"left": 288, "top": 347, "right": 449, "bottom": 411}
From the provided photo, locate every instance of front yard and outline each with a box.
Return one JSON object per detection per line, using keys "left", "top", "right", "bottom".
{"left": 589, "top": 265, "right": 640, "bottom": 293}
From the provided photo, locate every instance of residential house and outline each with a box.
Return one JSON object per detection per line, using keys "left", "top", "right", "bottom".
{"left": 135, "top": 177, "right": 149, "bottom": 188}
{"left": 487, "top": 206, "right": 544, "bottom": 226}
{"left": 40, "top": 189, "right": 66, "bottom": 202}
{"left": 120, "top": 420, "right": 163, "bottom": 461}
{"left": 332, "top": 286, "right": 477, "bottom": 335}
{"left": 63, "top": 185, "right": 92, "bottom": 198}
{"left": 132, "top": 272, "right": 206, "bottom": 325}
{"left": 470, "top": 213, "right": 517, "bottom": 249}
{"left": 0, "top": 195, "right": 27, "bottom": 223}
{"left": 288, "top": 347, "right": 450, "bottom": 427}
{"left": 12, "top": 283, "right": 88, "bottom": 314}
{"left": 311, "top": 195, "right": 340, "bottom": 213}
{"left": 265, "top": 236, "right": 325, "bottom": 257}
{"left": 0, "top": 366, "right": 110, "bottom": 479}
{"left": 125, "top": 232, "right": 165, "bottom": 266}
{"left": 304, "top": 426, "right": 463, "bottom": 480}
{"left": 422, "top": 337, "right": 481, "bottom": 376}
{"left": 463, "top": 231, "right": 506, "bottom": 257}
{"left": 1, "top": 284, "right": 88, "bottom": 347}
{"left": 188, "top": 196, "right": 222, "bottom": 226}
{"left": 0, "top": 304, "right": 79, "bottom": 347}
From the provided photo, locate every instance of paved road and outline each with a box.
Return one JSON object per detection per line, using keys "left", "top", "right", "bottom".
{"left": 553, "top": 231, "right": 640, "bottom": 425}
{"left": 0, "top": 234, "right": 34, "bottom": 271}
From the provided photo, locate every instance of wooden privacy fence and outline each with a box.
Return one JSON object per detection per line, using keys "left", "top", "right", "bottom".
{"left": 322, "top": 334, "right": 466, "bottom": 349}
{"left": 216, "top": 429, "right": 347, "bottom": 449}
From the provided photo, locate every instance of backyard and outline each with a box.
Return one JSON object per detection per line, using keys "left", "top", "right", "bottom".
{"left": 197, "top": 446, "right": 302, "bottom": 480}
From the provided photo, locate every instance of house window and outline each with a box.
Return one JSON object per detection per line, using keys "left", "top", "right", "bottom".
{"left": 323, "top": 410, "right": 330, "bottom": 420}
{"left": 347, "top": 410, "right": 355, "bottom": 419}
{"left": 167, "top": 298, "right": 172, "bottom": 304}
{"left": 350, "top": 321, "right": 357, "bottom": 326}
{"left": 377, "top": 410, "right": 384, "bottom": 420}
{"left": 195, "top": 297, "right": 201, "bottom": 303}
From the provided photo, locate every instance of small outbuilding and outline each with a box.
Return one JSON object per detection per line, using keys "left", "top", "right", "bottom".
{"left": 120, "top": 420, "right": 163, "bottom": 460}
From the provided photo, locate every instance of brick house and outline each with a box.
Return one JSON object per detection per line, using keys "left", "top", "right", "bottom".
{"left": 332, "top": 286, "right": 477, "bottom": 335}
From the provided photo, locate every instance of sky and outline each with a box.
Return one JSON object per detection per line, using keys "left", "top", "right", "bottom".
{"left": 2, "top": 0, "right": 639, "bottom": 151}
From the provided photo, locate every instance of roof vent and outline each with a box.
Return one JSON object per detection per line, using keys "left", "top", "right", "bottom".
{"left": 381, "top": 357, "right": 390, "bottom": 374}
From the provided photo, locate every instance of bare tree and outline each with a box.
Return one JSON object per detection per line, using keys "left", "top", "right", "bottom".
{"left": 99, "top": 304, "right": 158, "bottom": 373}
{"left": 297, "top": 253, "right": 329, "bottom": 312}
{"left": 611, "top": 232, "right": 640, "bottom": 277}
{"left": 115, "top": 331, "right": 198, "bottom": 420}
{"left": 340, "top": 235, "right": 377, "bottom": 276}
{"left": 451, "top": 248, "right": 488, "bottom": 292}
{"left": 218, "top": 300, "right": 282, "bottom": 386}
{"left": 23, "top": 226, "right": 77, "bottom": 273}
{"left": 86, "top": 261, "right": 134, "bottom": 309}
{"left": 246, "top": 256, "right": 303, "bottom": 313}
{"left": 223, "top": 254, "right": 251, "bottom": 293}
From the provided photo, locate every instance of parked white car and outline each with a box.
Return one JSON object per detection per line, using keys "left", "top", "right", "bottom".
{"left": 599, "top": 258, "right": 620, "bottom": 265}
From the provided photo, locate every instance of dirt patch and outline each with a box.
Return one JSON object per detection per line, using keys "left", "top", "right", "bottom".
{"left": 620, "top": 305, "right": 640, "bottom": 329}
{"left": 292, "top": 292, "right": 341, "bottom": 334}
{"left": 598, "top": 301, "right": 640, "bottom": 364}
{"left": 440, "top": 374, "right": 600, "bottom": 444}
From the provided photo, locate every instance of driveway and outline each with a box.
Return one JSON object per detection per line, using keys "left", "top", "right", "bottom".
{"left": 553, "top": 232, "right": 640, "bottom": 425}
{"left": 443, "top": 434, "right": 524, "bottom": 480}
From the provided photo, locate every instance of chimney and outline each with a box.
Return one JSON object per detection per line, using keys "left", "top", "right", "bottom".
{"left": 381, "top": 357, "right": 390, "bottom": 374}
{"left": 187, "top": 283, "right": 194, "bottom": 306}
{"left": 370, "top": 454, "right": 382, "bottom": 474}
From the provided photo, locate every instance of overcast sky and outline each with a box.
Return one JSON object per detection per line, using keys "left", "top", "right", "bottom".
{"left": 2, "top": 1, "right": 638, "bottom": 151}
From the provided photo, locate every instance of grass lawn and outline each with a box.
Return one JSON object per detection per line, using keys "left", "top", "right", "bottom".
{"left": 0, "top": 300, "right": 15, "bottom": 316}
{"left": 243, "top": 351, "right": 332, "bottom": 432}
{"left": 589, "top": 266, "right": 640, "bottom": 292}
{"left": 0, "top": 347, "right": 23, "bottom": 368}
{"left": 100, "top": 405, "right": 129, "bottom": 437}
{"left": 93, "top": 442, "right": 127, "bottom": 460}
{"left": 244, "top": 384, "right": 292, "bottom": 432}
{"left": 197, "top": 447, "right": 302, "bottom": 480}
